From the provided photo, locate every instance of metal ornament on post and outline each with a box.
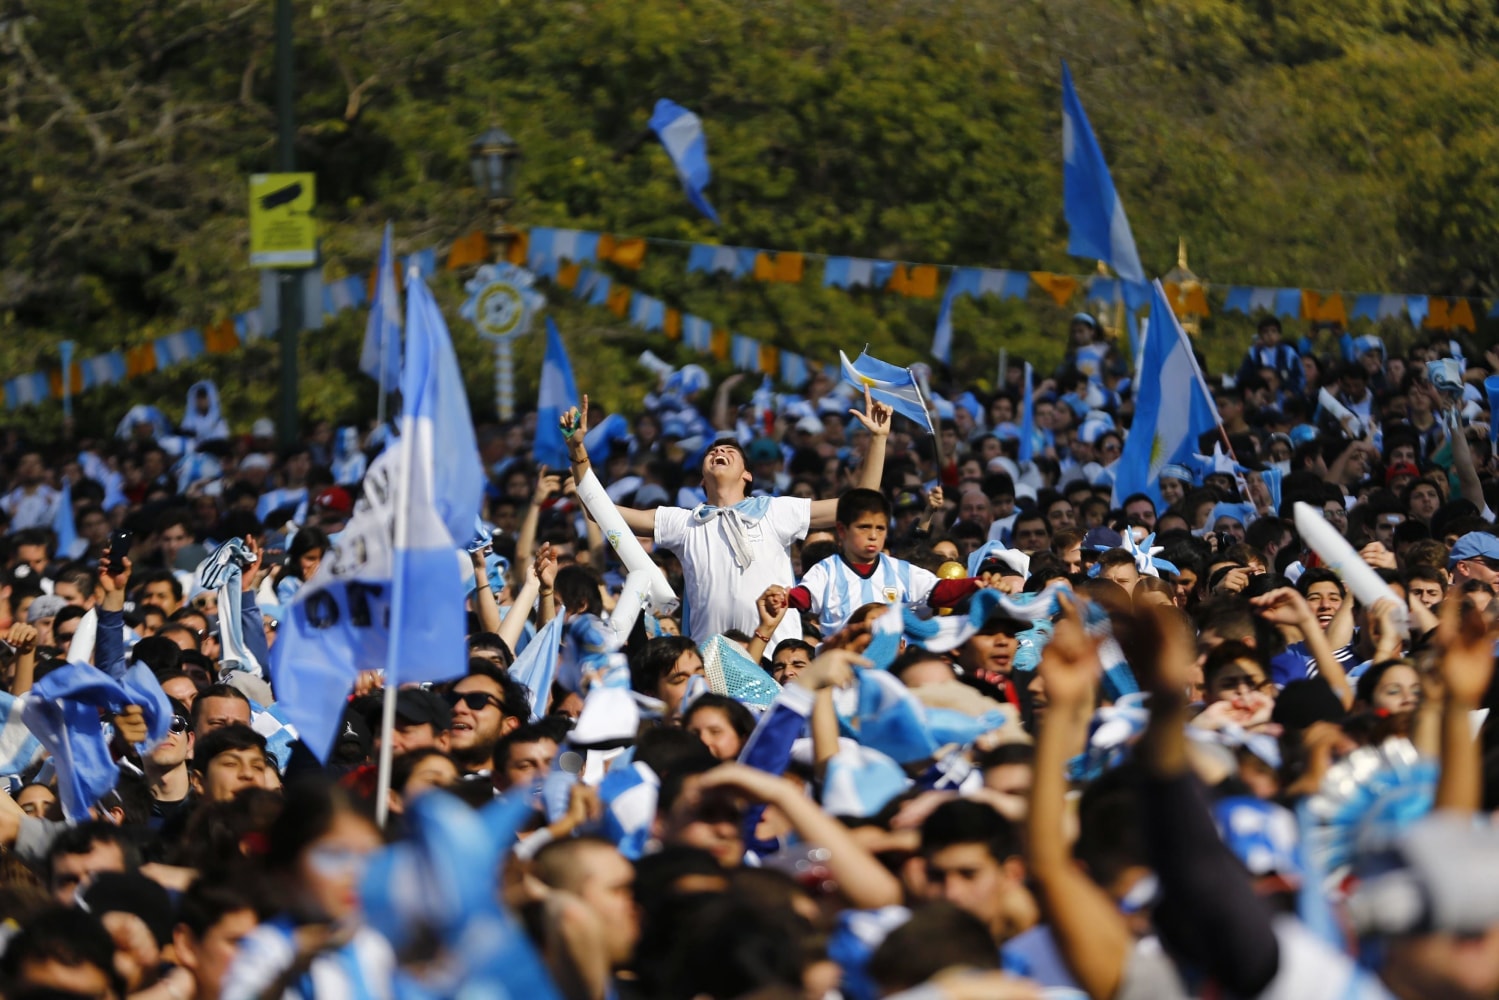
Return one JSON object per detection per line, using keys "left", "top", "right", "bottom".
{"left": 460, "top": 263, "right": 545, "bottom": 419}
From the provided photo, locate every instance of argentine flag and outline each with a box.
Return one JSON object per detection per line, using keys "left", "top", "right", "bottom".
{"left": 359, "top": 221, "right": 402, "bottom": 389}
{"left": 840, "top": 350, "right": 936, "bottom": 436}
{"left": 1112, "top": 280, "right": 1220, "bottom": 507}
{"left": 648, "top": 99, "right": 720, "bottom": 224}
{"left": 1061, "top": 61, "right": 1146, "bottom": 304}
{"left": 533, "top": 318, "right": 579, "bottom": 472}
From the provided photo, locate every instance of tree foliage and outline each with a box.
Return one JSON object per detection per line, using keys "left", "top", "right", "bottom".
{"left": 3, "top": 0, "right": 1498, "bottom": 436}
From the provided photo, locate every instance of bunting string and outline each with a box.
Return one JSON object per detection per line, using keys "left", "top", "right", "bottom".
{"left": 7, "top": 223, "right": 1496, "bottom": 412}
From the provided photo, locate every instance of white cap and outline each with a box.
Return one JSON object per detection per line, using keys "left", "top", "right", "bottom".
{"left": 251, "top": 418, "right": 275, "bottom": 438}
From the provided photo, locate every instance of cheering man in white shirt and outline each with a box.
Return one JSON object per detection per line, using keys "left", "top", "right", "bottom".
{"left": 563, "top": 387, "right": 891, "bottom": 648}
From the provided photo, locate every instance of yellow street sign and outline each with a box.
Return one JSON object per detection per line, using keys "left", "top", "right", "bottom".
{"left": 249, "top": 173, "right": 317, "bottom": 267}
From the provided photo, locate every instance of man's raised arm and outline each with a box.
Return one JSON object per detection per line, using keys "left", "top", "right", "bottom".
{"left": 563, "top": 394, "right": 657, "bottom": 538}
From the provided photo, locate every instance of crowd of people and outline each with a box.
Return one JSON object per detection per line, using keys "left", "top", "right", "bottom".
{"left": 1, "top": 312, "right": 1498, "bottom": 1000}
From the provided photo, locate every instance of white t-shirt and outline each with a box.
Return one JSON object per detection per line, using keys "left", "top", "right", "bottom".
{"left": 655, "top": 497, "right": 810, "bottom": 647}
{"left": 799, "top": 553, "right": 938, "bottom": 635}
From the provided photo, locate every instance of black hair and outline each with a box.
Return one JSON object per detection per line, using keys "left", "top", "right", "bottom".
{"left": 1201, "top": 640, "right": 1267, "bottom": 690}
{"left": 1355, "top": 658, "right": 1417, "bottom": 708}
{"left": 391, "top": 748, "right": 459, "bottom": 794}
{"left": 492, "top": 722, "right": 558, "bottom": 772}
{"left": 176, "top": 877, "right": 257, "bottom": 939}
{"left": 285, "top": 527, "right": 331, "bottom": 582}
{"left": 0, "top": 905, "right": 123, "bottom": 997}
{"left": 975, "top": 743, "right": 1036, "bottom": 771}
{"left": 192, "top": 723, "right": 268, "bottom": 774}
{"left": 46, "top": 821, "right": 139, "bottom": 884}
{"left": 132, "top": 635, "right": 183, "bottom": 674}
{"left": 770, "top": 638, "right": 814, "bottom": 662}
{"left": 919, "top": 799, "right": 1019, "bottom": 863}
{"left": 682, "top": 694, "right": 756, "bottom": 747}
{"left": 835, "top": 487, "right": 891, "bottom": 527}
{"left": 468, "top": 631, "right": 514, "bottom": 669}
{"left": 1295, "top": 566, "right": 1346, "bottom": 598}
{"left": 190, "top": 683, "right": 252, "bottom": 730}
{"left": 52, "top": 562, "right": 98, "bottom": 598}
{"left": 555, "top": 564, "right": 605, "bottom": 617}
{"left": 868, "top": 902, "right": 999, "bottom": 994}
{"left": 888, "top": 648, "right": 953, "bottom": 685}
{"left": 631, "top": 636, "right": 699, "bottom": 697}
{"left": 263, "top": 779, "right": 376, "bottom": 875}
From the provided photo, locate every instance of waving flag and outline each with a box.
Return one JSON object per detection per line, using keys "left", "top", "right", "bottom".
{"left": 648, "top": 99, "right": 720, "bottom": 223}
{"left": 510, "top": 612, "right": 564, "bottom": 722}
{"left": 360, "top": 222, "right": 402, "bottom": 388}
{"left": 1112, "top": 280, "right": 1220, "bottom": 508}
{"left": 839, "top": 351, "right": 936, "bottom": 435}
{"left": 1018, "top": 362, "right": 1036, "bottom": 464}
{"left": 273, "top": 272, "right": 482, "bottom": 760}
{"left": 533, "top": 318, "right": 579, "bottom": 472}
{"left": 21, "top": 663, "right": 133, "bottom": 820}
{"left": 1061, "top": 61, "right": 1146, "bottom": 304}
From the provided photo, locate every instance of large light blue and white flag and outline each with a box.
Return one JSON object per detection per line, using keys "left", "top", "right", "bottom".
{"left": 533, "top": 318, "right": 579, "bottom": 472}
{"left": 272, "top": 272, "right": 482, "bottom": 760}
{"left": 1112, "top": 280, "right": 1220, "bottom": 508}
{"left": 0, "top": 691, "right": 43, "bottom": 778}
{"left": 648, "top": 99, "right": 720, "bottom": 224}
{"left": 52, "top": 479, "right": 81, "bottom": 560}
{"left": 510, "top": 612, "right": 564, "bottom": 722}
{"left": 1017, "top": 362, "right": 1036, "bottom": 465}
{"left": 360, "top": 222, "right": 402, "bottom": 389}
{"left": 1061, "top": 61, "right": 1146, "bottom": 305}
{"left": 839, "top": 351, "right": 935, "bottom": 435}
{"left": 822, "top": 744, "right": 911, "bottom": 818}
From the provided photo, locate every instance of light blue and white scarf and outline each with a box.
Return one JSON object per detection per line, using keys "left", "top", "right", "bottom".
{"left": 688, "top": 495, "right": 774, "bottom": 569}
{"left": 198, "top": 538, "right": 262, "bottom": 679}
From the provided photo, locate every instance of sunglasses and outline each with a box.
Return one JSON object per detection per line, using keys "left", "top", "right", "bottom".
{"left": 443, "top": 690, "right": 505, "bottom": 714}
{"left": 56, "top": 631, "right": 76, "bottom": 643}
{"left": 170, "top": 715, "right": 189, "bottom": 734}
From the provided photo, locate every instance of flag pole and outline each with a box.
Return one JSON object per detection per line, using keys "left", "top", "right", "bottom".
{"left": 912, "top": 368, "right": 947, "bottom": 484}
{"left": 373, "top": 677, "right": 398, "bottom": 828}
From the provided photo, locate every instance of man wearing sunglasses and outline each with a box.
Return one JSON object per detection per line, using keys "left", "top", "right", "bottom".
{"left": 443, "top": 661, "right": 530, "bottom": 775}
{"left": 144, "top": 697, "right": 193, "bottom": 830}
{"left": 1448, "top": 531, "right": 1499, "bottom": 594}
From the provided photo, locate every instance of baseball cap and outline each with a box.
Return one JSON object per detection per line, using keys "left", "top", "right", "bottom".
{"left": 1384, "top": 462, "right": 1420, "bottom": 486}
{"left": 892, "top": 490, "right": 923, "bottom": 513}
{"left": 1071, "top": 312, "right": 1097, "bottom": 328}
{"left": 1448, "top": 531, "right": 1499, "bottom": 569}
{"left": 251, "top": 418, "right": 276, "bottom": 439}
{"left": 395, "top": 688, "right": 452, "bottom": 731}
{"left": 1082, "top": 527, "right": 1124, "bottom": 551}
{"left": 746, "top": 438, "right": 781, "bottom": 464}
{"left": 312, "top": 486, "right": 353, "bottom": 515}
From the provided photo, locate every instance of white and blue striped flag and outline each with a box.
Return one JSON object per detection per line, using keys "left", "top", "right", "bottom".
{"left": 509, "top": 612, "right": 564, "bottom": 722}
{"left": 839, "top": 350, "right": 936, "bottom": 435}
{"left": 360, "top": 221, "right": 402, "bottom": 389}
{"left": 1061, "top": 61, "right": 1146, "bottom": 306}
{"left": 648, "top": 99, "right": 720, "bottom": 224}
{"left": 533, "top": 318, "right": 579, "bottom": 472}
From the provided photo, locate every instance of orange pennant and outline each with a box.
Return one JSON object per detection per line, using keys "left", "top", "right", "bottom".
{"left": 1423, "top": 298, "right": 1451, "bottom": 329}
{"left": 204, "top": 319, "right": 240, "bottom": 354}
{"left": 606, "top": 286, "right": 632, "bottom": 318}
{"left": 604, "top": 237, "right": 646, "bottom": 270}
{"left": 505, "top": 230, "right": 529, "bottom": 267}
{"left": 48, "top": 365, "right": 83, "bottom": 398}
{"left": 556, "top": 262, "right": 582, "bottom": 290}
{"left": 1450, "top": 299, "right": 1476, "bottom": 332}
{"left": 752, "top": 252, "right": 775, "bottom": 282}
{"left": 710, "top": 328, "right": 731, "bottom": 360}
{"left": 1030, "top": 272, "right": 1079, "bottom": 307}
{"left": 772, "top": 253, "right": 805, "bottom": 284}
{"left": 445, "top": 231, "right": 491, "bottom": 270}
{"left": 664, "top": 308, "right": 682, "bottom": 341}
{"left": 125, "top": 344, "right": 157, "bottom": 378}
{"left": 758, "top": 344, "right": 780, "bottom": 376}
{"left": 887, "top": 265, "right": 911, "bottom": 296}
{"left": 906, "top": 265, "right": 939, "bottom": 299}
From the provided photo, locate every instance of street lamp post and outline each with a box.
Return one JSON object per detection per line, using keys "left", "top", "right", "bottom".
{"left": 469, "top": 126, "right": 522, "bottom": 262}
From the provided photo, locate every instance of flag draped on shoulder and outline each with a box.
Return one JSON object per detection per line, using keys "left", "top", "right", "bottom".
{"left": 1112, "top": 280, "right": 1221, "bottom": 506}
{"left": 1061, "top": 61, "right": 1146, "bottom": 305}
{"left": 360, "top": 221, "right": 402, "bottom": 388}
{"left": 272, "top": 269, "right": 482, "bottom": 761}
{"left": 839, "top": 351, "right": 935, "bottom": 435}
{"left": 533, "top": 318, "right": 579, "bottom": 471}
{"left": 648, "top": 99, "right": 720, "bottom": 224}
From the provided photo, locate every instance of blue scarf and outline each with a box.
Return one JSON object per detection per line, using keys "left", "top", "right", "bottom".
{"left": 687, "top": 496, "right": 774, "bottom": 569}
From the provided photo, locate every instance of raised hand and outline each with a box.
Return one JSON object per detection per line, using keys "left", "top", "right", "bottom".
{"left": 1249, "top": 587, "right": 1314, "bottom": 629}
{"left": 98, "top": 554, "right": 132, "bottom": 595}
{"left": 756, "top": 585, "right": 788, "bottom": 633}
{"left": 849, "top": 385, "right": 893, "bottom": 438}
{"left": 533, "top": 468, "right": 563, "bottom": 505}
{"left": 926, "top": 485, "right": 945, "bottom": 511}
{"left": 560, "top": 395, "right": 590, "bottom": 441}
{"left": 535, "top": 543, "right": 560, "bottom": 590}
{"left": 1436, "top": 597, "right": 1497, "bottom": 706}
{"left": 113, "top": 705, "right": 149, "bottom": 744}
{"left": 4, "top": 623, "right": 38, "bottom": 656}
{"left": 795, "top": 648, "right": 866, "bottom": 691}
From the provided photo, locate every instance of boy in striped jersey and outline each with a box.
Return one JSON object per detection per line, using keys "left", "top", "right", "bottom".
{"left": 785, "top": 489, "right": 980, "bottom": 636}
